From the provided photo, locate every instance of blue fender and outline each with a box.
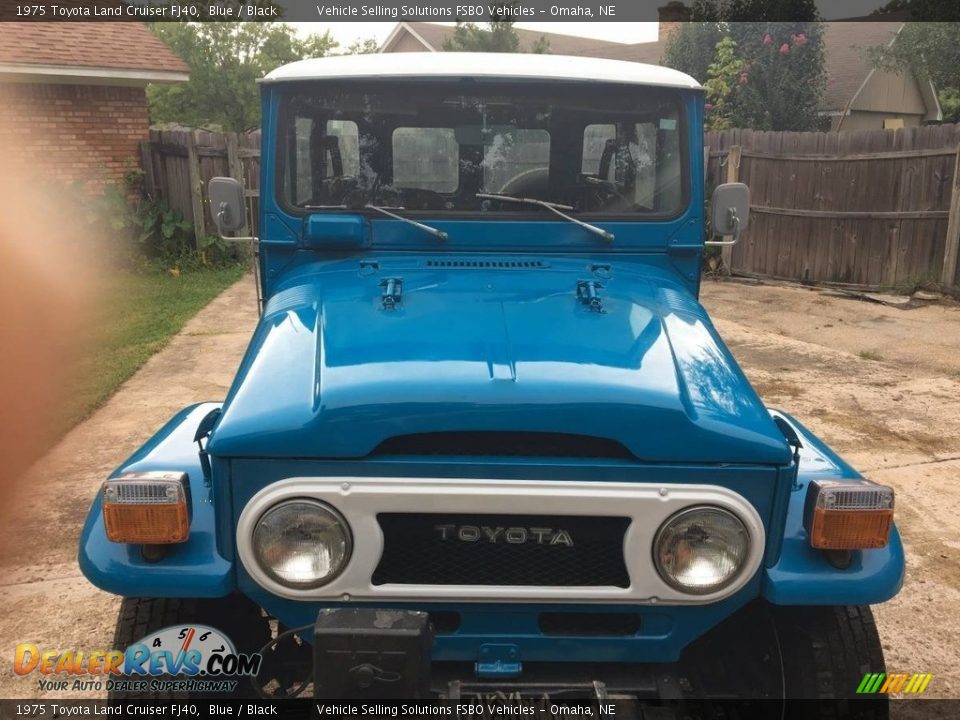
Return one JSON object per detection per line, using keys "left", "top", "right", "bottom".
{"left": 762, "top": 410, "right": 905, "bottom": 605}
{"left": 77, "top": 403, "right": 235, "bottom": 598}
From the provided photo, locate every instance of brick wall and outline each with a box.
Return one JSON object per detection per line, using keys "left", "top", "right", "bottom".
{"left": 0, "top": 82, "right": 149, "bottom": 193}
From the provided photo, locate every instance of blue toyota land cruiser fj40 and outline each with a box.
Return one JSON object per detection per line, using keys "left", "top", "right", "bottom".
{"left": 79, "top": 53, "right": 903, "bottom": 710}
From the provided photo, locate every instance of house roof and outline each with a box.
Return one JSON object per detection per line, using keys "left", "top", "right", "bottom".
{"left": 0, "top": 22, "right": 189, "bottom": 84}
{"left": 820, "top": 22, "right": 902, "bottom": 111}
{"left": 382, "top": 21, "right": 631, "bottom": 56}
{"left": 264, "top": 52, "right": 700, "bottom": 89}
{"left": 382, "top": 21, "right": 924, "bottom": 114}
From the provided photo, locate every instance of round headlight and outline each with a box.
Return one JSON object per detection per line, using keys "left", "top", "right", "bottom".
{"left": 253, "top": 500, "right": 351, "bottom": 588}
{"left": 653, "top": 506, "right": 750, "bottom": 595}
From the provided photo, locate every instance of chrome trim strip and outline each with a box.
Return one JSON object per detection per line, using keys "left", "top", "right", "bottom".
{"left": 236, "top": 478, "right": 765, "bottom": 604}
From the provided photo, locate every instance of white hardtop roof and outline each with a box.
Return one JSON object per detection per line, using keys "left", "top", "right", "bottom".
{"left": 262, "top": 52, "right": 701, "bottom": 90}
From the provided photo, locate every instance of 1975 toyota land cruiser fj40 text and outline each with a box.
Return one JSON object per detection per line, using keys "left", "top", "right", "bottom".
{"left": 79, "top": 53, "right": 903, "bottom": 712}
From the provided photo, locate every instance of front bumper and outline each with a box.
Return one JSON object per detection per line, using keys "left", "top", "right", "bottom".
{"left": 311, "top": 604, "right": 784, "bottom": 700}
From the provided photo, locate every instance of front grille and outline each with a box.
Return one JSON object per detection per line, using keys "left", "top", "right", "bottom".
{"left": 372, "top": 513, "right": 631, "bottom": 587}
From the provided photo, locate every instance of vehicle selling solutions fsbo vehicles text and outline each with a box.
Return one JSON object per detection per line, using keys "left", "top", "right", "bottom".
{"left": 315, "top": 4, "right": 540, "bottom": 18}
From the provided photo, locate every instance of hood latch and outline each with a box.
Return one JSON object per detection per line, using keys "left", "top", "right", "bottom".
{"left": 577, "top": 280, "right": 605, "bottom": 313}
{"left": 380, "top": 277, "right": 403, "bottom": 310}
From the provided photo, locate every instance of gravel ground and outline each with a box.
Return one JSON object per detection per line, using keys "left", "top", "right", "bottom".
{"left": 0, "top": 274, "right": 957, "bottom": 705}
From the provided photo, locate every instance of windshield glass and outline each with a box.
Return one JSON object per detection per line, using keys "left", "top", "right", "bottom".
{"left": 278, "top": 81, "right": 686, "bottom": 217}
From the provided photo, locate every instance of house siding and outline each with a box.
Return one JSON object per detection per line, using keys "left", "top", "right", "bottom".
{"left": 852, "top": 69, "right": 928, "bottom": 116}
{"left": 390, "top": 33, "right": 431, "bottom": 52}
{"left": 0, "top": 82, "right": 149, "bottom": 192}
{"left": 832, "top": 110, "right": 924, "bottom": 132}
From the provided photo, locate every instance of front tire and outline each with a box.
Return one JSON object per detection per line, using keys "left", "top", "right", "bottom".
{"left": 110, "top": 596, "right": 272, "bottom": 699}
{"left": 774, "top": 605, "right": 888, "bottom": 719}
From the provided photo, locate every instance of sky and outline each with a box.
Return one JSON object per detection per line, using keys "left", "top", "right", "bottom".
{"left": 293, "top": 22, "right": 659, "bottom": 49}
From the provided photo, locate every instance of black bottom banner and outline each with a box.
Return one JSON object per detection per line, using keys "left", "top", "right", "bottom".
{"left": 1, "top": 699, "right": 957, "bottom": 720}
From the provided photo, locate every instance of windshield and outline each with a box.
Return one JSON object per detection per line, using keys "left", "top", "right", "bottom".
{"left": 278, "top": 81, "right": 687, "bottom": 218}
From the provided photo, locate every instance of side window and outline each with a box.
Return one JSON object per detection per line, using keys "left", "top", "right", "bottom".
{"left": 483, "top": 129, "right": 550, "bottom": 194}
{"left": 326, "top": 120, "right": 359, "bottom": 177}
{"left": 392, "top": 128, "right": 458, "bottom": 192}
{"left": 288, "top": 118, "right": 360, "bottom": 205}
{"left": 631, "top": 122, "right": 659, "bottom": 209}
{"left": 293, "top": 117, "right": 313, "bottom": 205}
{"left": 582, "top": 124, "right": 615, "bottom": 176}
{"left": 582, "top": 116, "right": 682, "bottom": 213}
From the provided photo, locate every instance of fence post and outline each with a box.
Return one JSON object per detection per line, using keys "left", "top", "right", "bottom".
{"left": 225, "top": 132, "right": 249, "bottom": 237}
{"left": 139, "top": 140, "right": 156, "bottom": 197}
{"left": 721, "top": 144, "right": 742, "bottom": 273}
{"left": 185, "top": 129, "right": 206, "bottom": 248}
{"left": 942, "top": 144, "right": 960, "bottom": 288}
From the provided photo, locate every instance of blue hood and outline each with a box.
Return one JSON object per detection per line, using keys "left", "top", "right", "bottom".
{"left": 209, "top": 257, "right": 791, "bottom": 465}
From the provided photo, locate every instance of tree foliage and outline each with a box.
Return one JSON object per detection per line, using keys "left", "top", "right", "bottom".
{"left": 873, "top": 0, "right": 960, "bottom": 21}
{"left": 691, "top": 0, "right": 820, "bottom": 22}
{"left": 866, "top": 22, "right": 960, "bottom": 122}
{"left": 704, "top": 37, "right": 742, "bottom": 130}
{"left": 661, "top": 22, "right": 725, "bottom": 84}
{"left": 727, "top": 21, "right": 826, "bottom": 131}
{"left": 343, "top": 37, "right": 382, "bottom": 55}
{"left": 443, "top": 4, "right": 549, "bottom": 53}
{"left": 148, "top": 21, "right": 336, "bottom": 131}
{"left": 663, "top": 0, "right": 825, "bottom": 131}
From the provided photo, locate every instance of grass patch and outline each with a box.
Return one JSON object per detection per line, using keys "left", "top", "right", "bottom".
{"left": 858, "top": 350, "right": 884, "bottom": 361}
{"left": 61, "top": 266, "right": 245, "bottom": 435}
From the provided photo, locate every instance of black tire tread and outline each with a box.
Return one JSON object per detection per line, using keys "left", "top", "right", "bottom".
{"left": 110, "top": 596, "right": 270, "bottom": 700}
{"left": 775, "top": 605, "right": 887, "bottom": 719}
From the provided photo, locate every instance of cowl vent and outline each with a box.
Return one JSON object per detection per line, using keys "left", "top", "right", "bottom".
{"left": 424, "top": 259, "right": 547, "bottom": 269}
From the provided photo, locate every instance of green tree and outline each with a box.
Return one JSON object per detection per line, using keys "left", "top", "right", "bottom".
{"left": 704, "top": 37, "right": 742, "bottom": 130}
{"left": 147, "top": 22, "right": 336, "bottom": 131}
{"left": 662, "top": 22, "right": 725, "bottom": 83}
{"left": 727, "top": 21, "right": 826, "bottom": 131}
{"left": 873, "top": 0, "right": 960, "bottom": 20}
{"left": 342, "top": 37, "right": 381, "bottom": 55}
{"left": 443, "top": 3, "right": 549, "bottom": 53}
{"left": 867, "top": 22, "right": 960, "bottom": 122}
{"left": 673, "top": 1, "right": 826, "bottom": 131}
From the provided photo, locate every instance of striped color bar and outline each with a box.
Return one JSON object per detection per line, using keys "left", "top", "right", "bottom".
{"left": 857, "top": 672, "right": 933, "bottom": 694}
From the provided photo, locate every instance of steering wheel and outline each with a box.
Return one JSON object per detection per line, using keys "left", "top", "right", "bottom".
{"left": 498, "top": 167, "right": 549, "bottom": 197}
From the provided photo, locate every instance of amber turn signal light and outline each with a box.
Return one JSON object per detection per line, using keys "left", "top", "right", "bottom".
{"left": 803, "top": 479, "right": 894, "bottom": 550}
{"left": 101, "top": 471, "right": 191, "bottom": 544}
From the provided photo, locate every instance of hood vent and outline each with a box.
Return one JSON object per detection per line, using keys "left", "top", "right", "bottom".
{"left": 425, "top": 259, "right": 547, "bottom": 269}
{"left": 370, "top": 431, "right": 634, "bottom": 459}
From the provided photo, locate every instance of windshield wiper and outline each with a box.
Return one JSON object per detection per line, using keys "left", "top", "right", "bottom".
{"left": 476, "top": 193, "right": 614, "bottom": 243}
{"left": 364, "top": 204, "right": 448, "bottom": 242}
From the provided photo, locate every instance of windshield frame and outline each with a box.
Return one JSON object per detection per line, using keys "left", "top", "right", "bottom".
{"left": 273, "top": 78, "right": 692, "bottom": 224}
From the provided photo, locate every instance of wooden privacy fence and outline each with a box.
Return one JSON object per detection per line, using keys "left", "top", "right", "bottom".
{"left": 139, "top": 127, "right": 261, "bottom": 242}
{"left": 141, "top": 124, "right": 960, "bottom": 289}
{"left": 706, "top": 124, "right": 960, "bottom": 289}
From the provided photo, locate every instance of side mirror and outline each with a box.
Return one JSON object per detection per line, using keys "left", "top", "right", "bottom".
{"left": 706, "top": 182, "right": 750, "bottom": 246}
{"left": 208, "top": 177, "right": 247, "bottom": 236}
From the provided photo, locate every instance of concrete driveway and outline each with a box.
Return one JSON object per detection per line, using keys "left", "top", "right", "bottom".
{"left": 1, "top": 274, "right": 958, "bottom": 702}
{"left": 0, "top": 276, "right": 259, "bottom": 699}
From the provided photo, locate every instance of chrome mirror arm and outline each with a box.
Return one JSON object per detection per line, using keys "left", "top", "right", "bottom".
{"left": 216, "top": 203, "right": 258, "bottom": 243}
{"left": 705, "top": 208, "right": 741, "bottom": 247}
